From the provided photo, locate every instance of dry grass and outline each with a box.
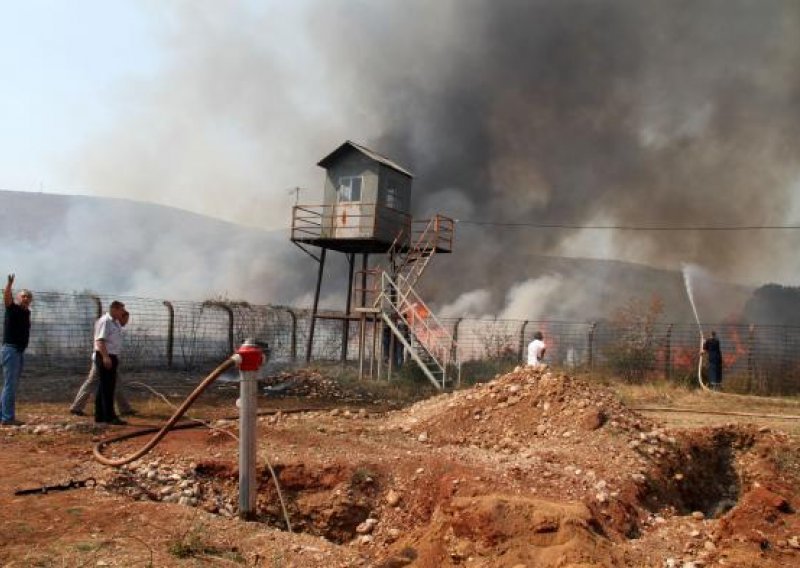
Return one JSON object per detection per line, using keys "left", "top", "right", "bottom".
{"left": 607, "top": 379, "right": 800, "bottom": 437}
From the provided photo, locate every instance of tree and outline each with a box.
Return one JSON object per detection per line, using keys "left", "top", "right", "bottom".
{"left": 604, "top": 294, "right": 664, "bottom": 383}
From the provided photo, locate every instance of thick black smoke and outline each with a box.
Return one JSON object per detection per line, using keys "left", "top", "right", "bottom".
{"left": 744, "top": 284, "right": 800, "bottom": 326}
{"left": 311, "top": 0, "right": 800, "bottom": 309}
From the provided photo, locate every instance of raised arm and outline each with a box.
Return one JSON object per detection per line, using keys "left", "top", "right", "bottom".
{"left": 4, "top": 273, "right": 14, "bottom": 308}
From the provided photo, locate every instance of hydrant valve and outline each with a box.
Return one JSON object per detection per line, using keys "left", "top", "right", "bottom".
{"left": 236, "top": 341, "right": 265, "bottom": 372}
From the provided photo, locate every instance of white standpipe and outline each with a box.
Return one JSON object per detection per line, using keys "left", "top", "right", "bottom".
{"left": 235, "top": 339, "right": 266, "bottom": 520}
{"left": 239, "top": 366, "right": 258, "bottom": 517}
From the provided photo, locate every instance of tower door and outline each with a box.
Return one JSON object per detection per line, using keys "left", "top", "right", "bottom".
{"left": 334, "top": 176, "right": 370, "bottom": 238}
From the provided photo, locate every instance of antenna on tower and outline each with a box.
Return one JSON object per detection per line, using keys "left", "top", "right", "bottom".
{"left": 287, "top": 186, "right": 303, "bottom": 206}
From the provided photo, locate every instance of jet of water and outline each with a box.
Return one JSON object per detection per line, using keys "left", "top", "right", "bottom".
{"left": 682, "top": 263, "right": 710, "bottom": 391}
{"left": 682, "top": 263, "right": 703, "bottom": 330}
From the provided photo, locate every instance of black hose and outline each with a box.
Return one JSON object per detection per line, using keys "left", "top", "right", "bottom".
{"left": 93, "top": 357, "right": 238, "bottom": 466}
{"left": 93, "top": 358, "right": 335, "bottom": 467}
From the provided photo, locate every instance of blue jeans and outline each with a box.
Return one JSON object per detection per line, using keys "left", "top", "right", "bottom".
{"left": 1, "top": 344, "right": 25, "bottom": 422}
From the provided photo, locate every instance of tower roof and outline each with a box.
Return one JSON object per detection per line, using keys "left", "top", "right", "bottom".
{"left": 317, "top": 140, "right": 414, "bottom": 178}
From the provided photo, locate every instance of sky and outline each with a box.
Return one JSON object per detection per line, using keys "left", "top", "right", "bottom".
{"left": 0, "top": 0, "right": 330, "bottom": 229}
{"left": 0, "top": 1, "right": 161, "bottom": 192}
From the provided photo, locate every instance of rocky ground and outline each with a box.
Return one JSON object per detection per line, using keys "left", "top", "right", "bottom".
{"left": 0, "top": 366, "right": 798, "bottom": 567}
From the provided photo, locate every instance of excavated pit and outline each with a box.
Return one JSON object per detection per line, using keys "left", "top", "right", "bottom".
{"left": 194, "top": 460, "right": 382, "bottom": 544}
{"left": 641, "top": 427, "right": 750, "bottom": 519}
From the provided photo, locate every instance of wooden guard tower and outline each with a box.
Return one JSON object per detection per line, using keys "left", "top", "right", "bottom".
{"left": 291, "top": 141, "right": 460, "bottom": 389}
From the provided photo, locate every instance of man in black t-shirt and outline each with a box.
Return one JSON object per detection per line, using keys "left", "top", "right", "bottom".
{"left": 702, "top": 331, "right": 723, "bottom": 390}
{"left": 2, "top": 273, "right": 32, "bottom": 426}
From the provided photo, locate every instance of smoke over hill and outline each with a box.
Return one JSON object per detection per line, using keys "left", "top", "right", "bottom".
{"left": 0, "top": 191, "right": 308, "bottom": 303}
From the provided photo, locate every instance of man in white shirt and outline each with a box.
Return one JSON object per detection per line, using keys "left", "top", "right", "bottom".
{"left": 527, "top": 331, "right": 546, "bottom": 369}
{"left": 70, "top": 309, "right": 135, "bottom": 417}
{"left": 94, "top": 300, "right": 126, "bottom": 425}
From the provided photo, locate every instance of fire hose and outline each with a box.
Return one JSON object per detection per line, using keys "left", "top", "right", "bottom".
{"left": 92, "top": 344, "right": 298, "bottom": 527}
{"left": 93, "top": 356, "right": 239, "bottom": 467}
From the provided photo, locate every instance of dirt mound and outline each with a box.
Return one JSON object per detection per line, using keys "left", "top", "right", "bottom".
{"left": 387, "top": 367, "right": 662, "bottom": 539}
{"left": 719, "top": 486, "right": 795, "bottom": 542}
{"left": 397, "top": 367, "right": 653, "bottom": 449}
{"left": 381, "top": 494, "right": 622, "bottom": 568}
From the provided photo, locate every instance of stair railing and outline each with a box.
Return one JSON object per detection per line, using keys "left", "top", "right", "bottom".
{"left": 378, "top": 272, "right": 461, "bottom": 389}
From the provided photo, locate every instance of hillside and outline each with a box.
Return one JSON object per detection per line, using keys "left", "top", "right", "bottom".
{"left": 0, "top": 190, "right": 305, "bottom": 303}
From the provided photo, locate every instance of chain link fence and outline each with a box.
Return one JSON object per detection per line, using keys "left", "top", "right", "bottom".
{"left": 5, "top": 291, "right": 800, "bottom": 395}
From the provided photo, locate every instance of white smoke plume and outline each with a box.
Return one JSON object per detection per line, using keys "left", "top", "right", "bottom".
{"left": 439, "top": 289, "right": 492, "bottom": 319}
{"left": 498, "top": 275, "right": 566, "bottom": 320}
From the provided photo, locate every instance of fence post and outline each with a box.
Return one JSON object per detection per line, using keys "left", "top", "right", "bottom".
{"left": 452, "top": 318, "right": 463, "bottom": 364}
{"left": 746, "top": 324, "right": 756, "bottom": 392}
{"left": 89, "top": 295, "right": 102, "bottom": 319}
{"left": 284, "top": 308, "right": 298, "bottom": 361}
{"left": 220, "top": 304, "right": 234, "bottom": 353}
{"left": 664, "top": 324, "right": 673, "bottom": 380}
{"left": 588, "top": 322, "right": 597, "bottom": 371}
{"left": 518, "top": 320, "right": 530, "bottom": 363}
{"left": 163, "top": 301, "right": 174, "bottom": 368}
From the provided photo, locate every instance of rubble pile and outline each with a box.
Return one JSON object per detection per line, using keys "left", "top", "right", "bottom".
{"left": 103, "top": 457, "right": 241, "bottom": 516}
{"left": 260, "top": 369, "right": 370, "bottom": 402}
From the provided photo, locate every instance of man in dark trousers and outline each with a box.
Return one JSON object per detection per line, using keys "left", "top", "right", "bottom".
{"left": 2, "top": 274, "right": 32, "bottom": 426}
{"left": 70, "top": 309, "right": 135, "bottom": 417}
{"left": 94, "top": 300, "right": 127, "bottom": 425}
{"left": 702, "top": 330, "right": 723, "bottom": 390}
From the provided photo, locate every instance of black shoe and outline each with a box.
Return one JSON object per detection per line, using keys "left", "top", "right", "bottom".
{"left": 109, "top": 418, "right": 128, "bottom": 426}
{"left": 70, "top": 409, "right": 85, "bottom": 417}
{"left": 1, "top": 419, "right": 25, "bottom": 426}
{"left": 119, "top": 409, "right": 138, "bottom": 417}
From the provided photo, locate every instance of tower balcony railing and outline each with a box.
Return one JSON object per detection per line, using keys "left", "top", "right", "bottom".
{"left": 411, "top": 215, "right": 455, "bottom": 253}
{"left": 291, "top": 203, "right": 412, "bottom": 243}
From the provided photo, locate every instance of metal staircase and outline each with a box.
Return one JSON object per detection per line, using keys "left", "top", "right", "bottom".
{"left": 356, "top": 216, "right": 460, "bottom": 390}
{"left": 388, "top": 216, "right": 447, "bottom": 292}
{"left": 378, "top": 272, "right": 461, "bottom": 390}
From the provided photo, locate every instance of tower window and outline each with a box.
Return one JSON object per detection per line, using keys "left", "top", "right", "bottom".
{"left": 338, "top": 176, "right": 362, "bottom": 202}
{"left": 386, "top": 186, "right": 401, "bottom": 210}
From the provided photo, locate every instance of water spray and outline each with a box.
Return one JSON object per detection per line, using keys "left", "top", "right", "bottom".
{"left": 682, "top": 263, "right": 710, "bottom": 392}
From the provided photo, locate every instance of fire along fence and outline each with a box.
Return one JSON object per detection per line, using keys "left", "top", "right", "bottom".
{"left": 5, "top": 291, "right": 800, "bottom": 395}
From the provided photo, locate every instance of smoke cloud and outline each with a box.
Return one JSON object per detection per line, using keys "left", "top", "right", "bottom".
{"left": 310, "top": 0, "right": 800, "bottom": 289}
{"left": 42, "top": 1, "right": 800, "bottom": 316}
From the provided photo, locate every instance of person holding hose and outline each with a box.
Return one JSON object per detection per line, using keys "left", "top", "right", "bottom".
{"left": 2, "top": 274, "right": 32, "bottom": 426}
{"left": 702, "top": 330, "right": 723, "bottom": 390}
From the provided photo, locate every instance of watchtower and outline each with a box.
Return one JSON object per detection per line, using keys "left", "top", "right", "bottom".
{"left": 291, "top": 141, "right": 460, "bottom": 388}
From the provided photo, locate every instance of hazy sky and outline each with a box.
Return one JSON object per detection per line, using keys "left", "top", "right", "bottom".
{"left": 0, "top": 0, "right": 331, "bottom": 230}
{"left": 0, "top": 1, "right": 160, "bottom": 191}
